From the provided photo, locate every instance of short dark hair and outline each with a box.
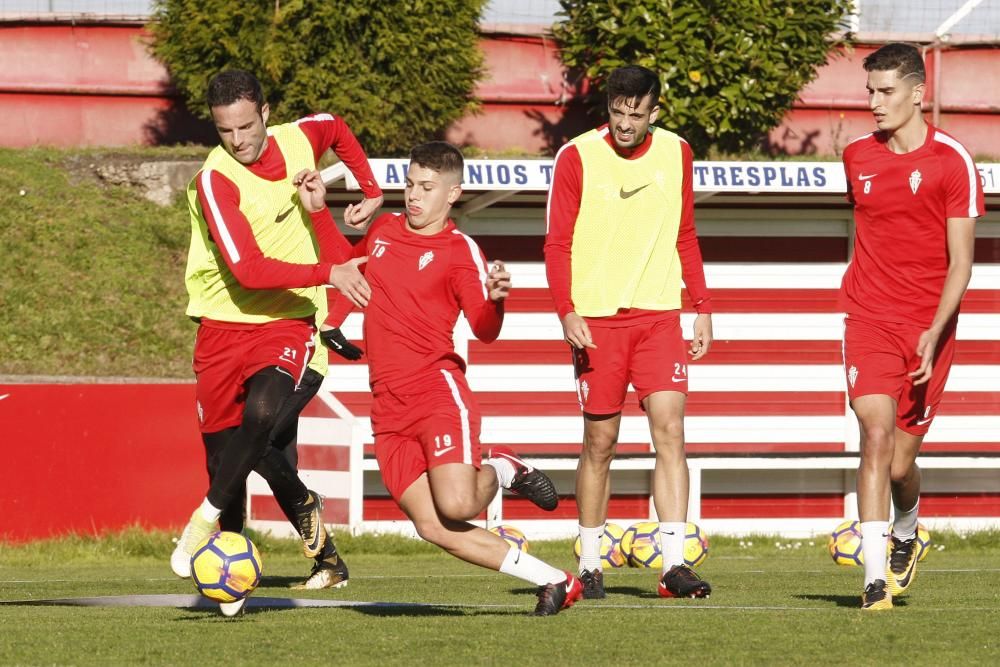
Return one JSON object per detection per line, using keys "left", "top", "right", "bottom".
{"left": 863, "top": 43, "right": 925, "bottom": 83}
{"left": 206, "top": 70, "right": 265, "bottom": 112}
{"left": 606, "top": 65, "right": 661, "bottom": 107}
{"left": 409, "top": 141, "right": 464, "bottom": 179}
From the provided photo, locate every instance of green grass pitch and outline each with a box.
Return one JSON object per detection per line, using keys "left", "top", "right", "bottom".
{"left": 1, "top": 529, "right": 998, "bottom": 665}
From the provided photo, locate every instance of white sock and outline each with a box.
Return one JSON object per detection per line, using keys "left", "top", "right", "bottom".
{"left": 892, "top": 500, "right": 919, "bottom": 541}
{"left": 487, "top": 457, "right": 516, "bottom": 489}
{"left": 578, "top": 524, "right": 605, "bottom": 573}
{"left": 499, "top": 546, "right": 565, "bottom": 586}
{"left": 860, "top": 521, "right": 889, "bottom": 587}
{"left": 660, "top": 521, "right": 686, "bottom": 571}
{"left": 198, "top": 498, "right": 222, "bottom": 523}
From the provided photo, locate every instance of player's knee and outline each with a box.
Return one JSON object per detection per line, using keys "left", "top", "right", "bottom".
{"left": 650, "top": 418, "right": 684, "bottom": 447}
{"left": 412, "top": 517, "right": 450, "bottom": 546}
{"left": 890, "top": 461, "right": 917, "bottom": 485}
{"left": 582, "top": 435, "right": 618, "bottom": 463}
{"left": 860, "top": 423, "right": 894, "bottom": 453}
{"left": 434, "top": 494, "right": 479, "bottom": 522}
{"left": 241, "top": 396, "right": 282, "bottom": 434}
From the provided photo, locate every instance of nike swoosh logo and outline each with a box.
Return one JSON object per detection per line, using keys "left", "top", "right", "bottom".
{"left": 916, "top": 417, "right": 933, "bottom": 426}
{"left": 858, "top": 173, "right": 878, "bottom": 181}
{"left": 275, "top": 206, "right": 295, "bottom": 222}
{"left": 619, "top": 184, "right": 651, "bottom": 199}
{"left": 671, "top": 377, "right": 686, "bottom": 383}
{"left": 663, "top": 531, "right": 675, "bottom": 535}
{"left": 374, "top": 238, "right": 391, "bottom": 245}
{"left": 434, "top": 446, "right": 457, "bottom": 457}
{"left": 0, "top": 394, "right": 8, "bottom": 401}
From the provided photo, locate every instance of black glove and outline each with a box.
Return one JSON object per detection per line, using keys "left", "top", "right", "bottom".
{"left": 320, "top": 327, "right": 364, "bottom": 361}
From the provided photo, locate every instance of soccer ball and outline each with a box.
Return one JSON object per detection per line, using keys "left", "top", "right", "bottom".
{"left": 828, "top": 520, "right": 864, "bottom": 566}
{"left": 620, "top": 521, "right": 709, "bottom": 569}
{"left": 889, "top": 521, "right": 932, "bottom": 562}
{"left": 573, "top": 522, "right": 627, "bottom": 568}
{"left": 191, "top": 531, "right": 262, "bottom": 603}
{"left": 915, "top": 523, "right": 932, "bottom": 561}
{"left": 489, "top": 524, "right": 529, "bottom": 552}
{"left": 684, "top": 522, "right": 710, "bottom": 568}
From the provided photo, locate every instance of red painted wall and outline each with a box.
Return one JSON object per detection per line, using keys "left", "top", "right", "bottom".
{"left": 0, "top": 383, "right": 206, "bottom": 542}
{"left": 2, "top": 22, "right": 997, "bottom": 155}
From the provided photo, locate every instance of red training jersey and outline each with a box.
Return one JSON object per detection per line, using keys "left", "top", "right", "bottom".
{"left": 331, "top": 213, "right": 503, "bottom": 391}
{"left": 543, "top": 124, "right": 711, "bottom": 322}
{"left": 839, "top": 125, "right": 985, "bottom": 327}
{"left": 195, "top": 113, "right": 381, "bottom": 296}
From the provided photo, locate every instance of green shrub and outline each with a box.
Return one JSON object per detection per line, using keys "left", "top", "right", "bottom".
{"left": 148, "top": 0, "right": 486, "bottom": 155}
{"left": 552, "top": 0, "right": 853, "bottom": 155}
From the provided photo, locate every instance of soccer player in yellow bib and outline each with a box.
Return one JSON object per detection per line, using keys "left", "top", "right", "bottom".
{"left": 209, "top": 289, "right": 365, "bottom": 591}
{"left": 171, "top": 70, "right": 380, "bottom": 613}
{"left": 545, "top": 65, "right": 714, "bottom": 600}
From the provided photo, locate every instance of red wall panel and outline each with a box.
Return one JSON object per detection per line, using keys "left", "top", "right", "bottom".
{"left": 0, "top": 383, "right": 205, "bottom": 542}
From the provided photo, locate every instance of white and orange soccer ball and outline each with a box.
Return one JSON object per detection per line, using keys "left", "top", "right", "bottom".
{"left": 489, "top": 524, "right": 529, "bottom": 552}
{"left": 619, "top": 521, "right": 709, "bottom": 569}
{"left": 191, "top": 531, "right": 262, "bottom": 603}
{"left": 573, "top": 522, "right": 627, "bottom": 568}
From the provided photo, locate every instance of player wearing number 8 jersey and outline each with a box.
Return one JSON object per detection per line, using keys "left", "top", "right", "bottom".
{"left": 327, "top": 141, "right": 581, "bottom": 615}
{"left": 839, "top": 43, "right": 984, "bottom": 611}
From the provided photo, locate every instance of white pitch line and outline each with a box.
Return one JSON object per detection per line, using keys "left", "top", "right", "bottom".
{"left": 4, "top": 567, "right": 1000, "bottom": 586}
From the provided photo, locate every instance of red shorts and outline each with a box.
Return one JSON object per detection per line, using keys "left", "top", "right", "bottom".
{"left": 572, "top": 312, "right": 688, "bottom": 414}
{"left": 371, "top": 369, "right": 482, "bottom": 502}
{"left": 193, "top": 319, "right": 315, "bottom": 433}
{"left": 842, "top": 315, "right": 957, "bottom": 436}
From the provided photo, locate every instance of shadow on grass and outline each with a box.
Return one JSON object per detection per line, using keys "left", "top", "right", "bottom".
{"left": 508, "top": 584, "right": 658, "bottom": 599}
{"left": 794, "top": 593, "right": 909, "bottom": 608}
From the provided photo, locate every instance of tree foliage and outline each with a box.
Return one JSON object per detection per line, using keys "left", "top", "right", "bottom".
{"left": 552, "top": 0, "right": 853, "bottom": 155}
{"left": 148, "top": 0, "right": 486, "bottom": 155}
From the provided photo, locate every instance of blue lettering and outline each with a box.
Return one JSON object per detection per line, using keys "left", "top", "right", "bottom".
{"left": 540, "top": 164, "right": 553, "bottom": 184}
{"left": 730, "top": 167, "right": 744, "bottom": 187}
{"left": 712, "top": 166, "right": 728, "bottom": 186}
{"left": 386, "top": 163, "right": 400, "bottom": 185}
{"left": 693, "top": 165, "right": 709, "bottom": 187}
{"left": 781, "top": 167, "right": 795, "bottom": 187}
{"left": 514, "top": 164, "right": 528, "bottom": 185}
{"left": 796, "top": 166, "right": 810, "bottom": 187}
{"left": 467, "top": 164, "right": 483, "bottom": 185}
{"left": 813, "top": 166, "right": 826, "bottom": 187}
{"left": 497, "top": 164, "right": 511, "bottom": 184}
{"left": 763, "top": 166, "right": 777, "bottom": 186}
{"left": 746, "top": 165, "right": 760, "bottom": 187}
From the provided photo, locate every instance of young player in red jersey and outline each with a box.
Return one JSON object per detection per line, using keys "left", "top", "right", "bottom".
{"left": 544, "top": 65, "right": 713, "bottom": 601}
{"left": 327, "top": 142, "right": 582, "bottom": 616}
{"left": 839, "top": 44, "right": 984, "bottom": 610}
{"left": 170, "top": 70, "right": 380, "bottom": 613}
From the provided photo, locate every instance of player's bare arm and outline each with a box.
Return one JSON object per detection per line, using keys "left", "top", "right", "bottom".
{"left": 328, "top": 257, "right": 370, "bottom": 309}
{"left": 911, "top": 216, "right": 976, "bottom": 385}
{"left": 292, "top": 168, "right": 372, "bottom": 308}
{"left": 486, "top": 260, "right": 511, "bottom": 302}
{"left": 293, "top": 168, "right": 327, "bottom": 212}
{"left": 560, "top": 312, "right": 596, "bottom": 350}
{"left": 343, "top": 194, "right": 384, "bottom": 230}
{"left": 689, "top": 312, "right": 713, "bottom": 361}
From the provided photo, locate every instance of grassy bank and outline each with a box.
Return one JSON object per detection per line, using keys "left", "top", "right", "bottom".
{"left": 1, "top": 146, "right": 207, "bottom": 378}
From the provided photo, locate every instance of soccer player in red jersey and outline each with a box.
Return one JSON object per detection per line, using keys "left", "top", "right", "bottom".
{"left": 544, "top": 65, "right": 713, "bottom": 600}
{"left": 839, "top": 44, "right": 984, "bottom": 610}
{"left": 327, "top": 142, "right": 582, "bottom": 615}
{"left": 170, "top": 71, "right": 381, "bottom": 611}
